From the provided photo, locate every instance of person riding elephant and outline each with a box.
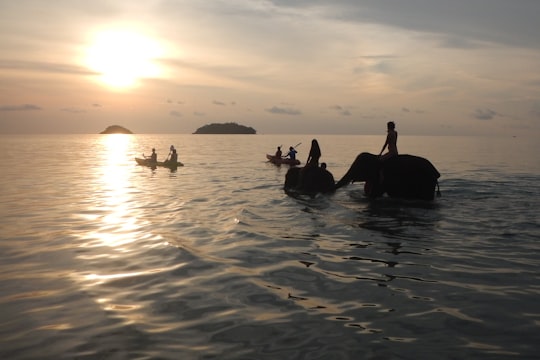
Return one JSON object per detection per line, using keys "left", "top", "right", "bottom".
{"left": 305, "top": 139, "right": 321, "bottom": 168}
{"left": 335, "top": 152, "right": 441, "bottom": 200}
{"left": 379, "top": 121, "right": 398, "bottom": 161}
{"left": 286, "top": 139, "right": 330, "bottom": 195}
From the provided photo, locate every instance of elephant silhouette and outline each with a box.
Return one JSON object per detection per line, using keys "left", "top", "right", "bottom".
{"left": 284, "top": 165, "right": 335, "bottom": 196}
{"left": 335, "top": 152, "right": 441, "bottom": 200}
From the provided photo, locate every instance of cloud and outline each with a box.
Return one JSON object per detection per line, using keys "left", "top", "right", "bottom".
{"left": 357, "top": 55, "right": 398, "bottom": 60}
{"left": 61, "top": 107, "right": 86, "bottom": 113}
{"left": 353, "top": 55, "right": 398, "bottom": 75}
{"left": 438, "top": 36, "right": 482, "bottom": 49}
{"left": 169, "top": 111, "right": 181, "bottom": 117}
{"left": 271, "top": 0, "right": 540, "bottom": 49}
{"left": 330, "top": 105, "right": 351, "bottom": 116}
{"left": 473, "top": 108, "right": 498, "bottom": 120}
{"left": 0, "top": 104, "right": 41, "bottom": 111}
{"left": 0, "top": 60, "right": 95, "bottom": 75}
{"left": 266, "top": 106, "right": 301, "bottom": 115}
{"left": 165, "top": 99, "right": 185, "bottom": 105}
{"left": 531, "top": 103, "right": 540, "bottom": 119}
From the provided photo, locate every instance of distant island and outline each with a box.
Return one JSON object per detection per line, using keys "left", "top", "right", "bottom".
{"left": 100, "top": 125, "right": 133, "bottom": 134}
{"left": 193, "top": 122, "right": 256, "bottom": 134}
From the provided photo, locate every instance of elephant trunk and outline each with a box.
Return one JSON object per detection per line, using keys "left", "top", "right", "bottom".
{"left": 335, "top": 153, "right": 378, "bottom": 190}
{"left": 335, "top": 173, "right": 352, "bottom": 189}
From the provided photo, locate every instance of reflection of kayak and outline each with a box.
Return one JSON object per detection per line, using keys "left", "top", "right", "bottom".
{"left": 266, "top": 154, "right": 300, "bottom": 166}
{"left": 135, "top": 157, "right": 184, "bottom": 168}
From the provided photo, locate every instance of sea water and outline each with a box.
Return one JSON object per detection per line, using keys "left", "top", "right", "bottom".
{"left": 0, "top": 134, "right": 539, "bottom": 359}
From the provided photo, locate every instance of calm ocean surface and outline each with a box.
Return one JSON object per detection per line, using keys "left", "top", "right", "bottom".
{"left": 0, "top": 134, "right": 539, "bottom": 359}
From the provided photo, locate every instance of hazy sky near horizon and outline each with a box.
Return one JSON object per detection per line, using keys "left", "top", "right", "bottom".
{"left": 1, "top": 1, "right": 539, "bottom": 135}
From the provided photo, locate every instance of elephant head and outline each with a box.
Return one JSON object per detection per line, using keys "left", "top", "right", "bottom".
{"left": 335, "top": 152, "right": 440, "bottom": 200}
{"left": 284, "top": 165, "right": 335, "bottom": 195}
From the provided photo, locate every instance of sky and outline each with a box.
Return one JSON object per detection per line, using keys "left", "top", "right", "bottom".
{"left": 1, "top": 0, "right": 539, "bottom": 135}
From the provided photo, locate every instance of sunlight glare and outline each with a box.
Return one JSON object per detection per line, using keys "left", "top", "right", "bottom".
{"left": 104, "top": 133, "right": 131, "bottom": 165}
{"left": 85, "top": 30, "right": 164, "bottom": 88}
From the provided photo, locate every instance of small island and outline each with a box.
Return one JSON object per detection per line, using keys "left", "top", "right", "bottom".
{"left": 193, "top": 122, "right": 256, "bottom": 134}
{"left": 100, "top": 125, "right": 133, "bottom": 134}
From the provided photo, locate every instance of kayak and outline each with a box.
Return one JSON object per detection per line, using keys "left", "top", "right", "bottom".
{"left": 135, "top": 157, "right": 184, "bottom": 168}
{"left": 266, "top": 154, "right": 300, "bottom": 166}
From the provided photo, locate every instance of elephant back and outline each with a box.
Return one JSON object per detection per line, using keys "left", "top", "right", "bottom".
{"left": 383, "top": 154, "right": 440, "bottom": 200}
{"left": 386, "top": 155, "right": 440, "bottom": 179}
{"left": 390, "top": 155, "right": 441, "bottom": 180}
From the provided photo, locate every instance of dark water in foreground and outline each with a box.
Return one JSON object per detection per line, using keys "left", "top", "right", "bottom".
{"left": 0, "top": 134, "right": 539, "bottom": 359}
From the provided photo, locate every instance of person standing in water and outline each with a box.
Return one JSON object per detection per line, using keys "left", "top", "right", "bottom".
{"left": 379, "top": 121, "right": 398, "bottom": 161}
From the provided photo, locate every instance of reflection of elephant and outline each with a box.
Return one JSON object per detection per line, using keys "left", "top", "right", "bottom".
{"left": 335, "top": 153, "right": 441, "bottom": 200}
{"left": 284, "top": 166, "right": 335, "bottom": 195}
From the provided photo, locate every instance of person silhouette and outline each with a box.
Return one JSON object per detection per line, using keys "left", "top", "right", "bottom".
{"left": 285, "top": 146, "right": 297, "bottom": 160}
{"left": 379, "top": 121, "right": 398, "bottom": 161}
{"left": 297, "top": 139, "right": 321, "bottom": 189}
{"left": 305, "top": 139, "right": 321, "bottom": 168}
{"left": 145, "top": 148, "right": 157, "bottom": 162}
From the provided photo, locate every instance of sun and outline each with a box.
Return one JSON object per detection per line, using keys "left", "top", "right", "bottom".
{"left": 85, "top": 30, "right": 164, "bottom": 88}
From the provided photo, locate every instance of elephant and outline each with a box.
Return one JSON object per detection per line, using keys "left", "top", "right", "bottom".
{"left": 335, "top": 152, "right": 441, "bottom": 200}
{"left": 284, "top": 165, "right": 336, "bottom": 196}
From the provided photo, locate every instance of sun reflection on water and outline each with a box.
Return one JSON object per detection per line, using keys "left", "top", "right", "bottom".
{"left": 73, "top": 134, "right": 162, "bottom": 323}
{"left": 76, "top": 134, "right": 152, "bottom": 256}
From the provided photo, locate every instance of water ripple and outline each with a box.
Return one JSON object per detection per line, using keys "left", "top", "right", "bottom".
{"left": 1, "top": 135, "right": 539, "bottom": 359}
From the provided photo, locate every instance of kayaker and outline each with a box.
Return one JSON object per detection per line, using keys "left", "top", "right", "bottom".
{"left": 274, "top": 146, "right": 282, "bottom": 158}
{"left": 145, "top": 148, "right": 157, "bottom": 162}
{"left": 166, "top": 148, "right": 178, "bottom": 164}
{"left": 285, "top": 146, "right": 297, "bottom": 160}
{"left": 165, "top": 145, "right": 176, "bottom": 161}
